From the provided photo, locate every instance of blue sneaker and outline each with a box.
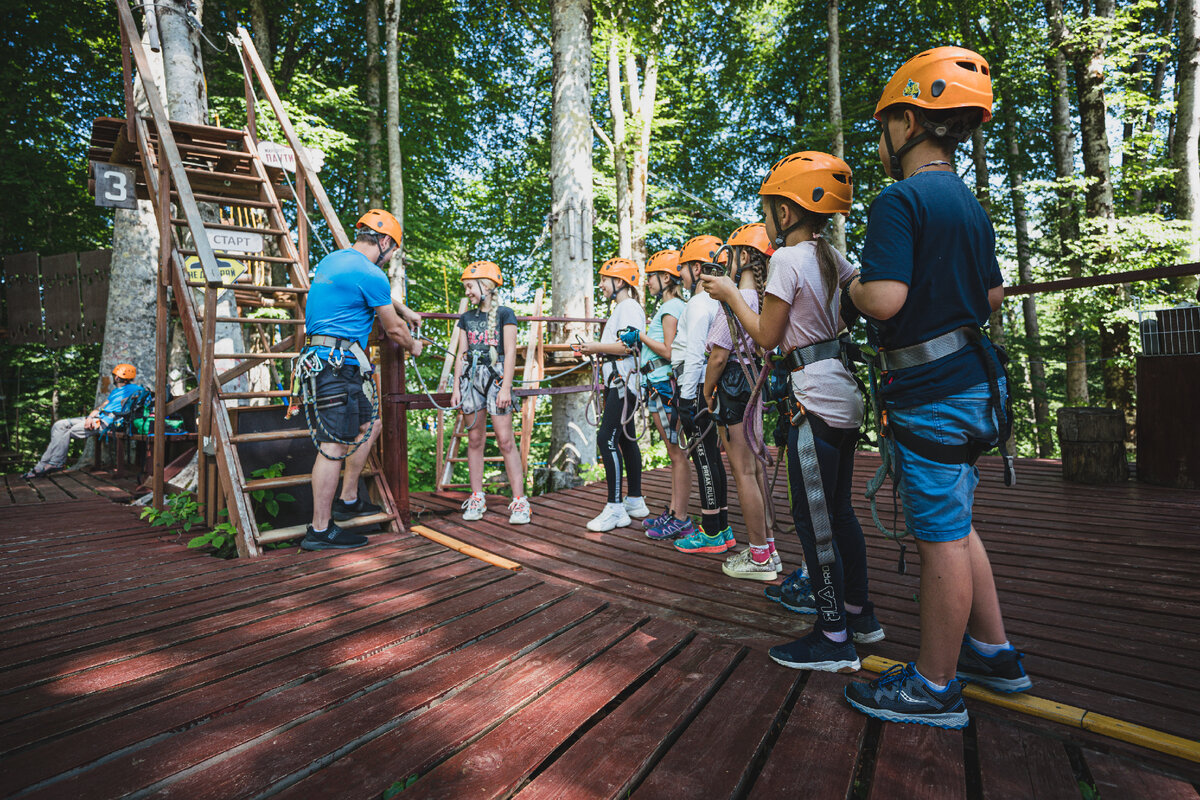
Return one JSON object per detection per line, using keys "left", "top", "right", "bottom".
{"left": 647, "top": 516, "right": 694, "bottom": 541}
{"left": 765, "top": 568, "right": 812, "bottom": 608}
{"left": 956, "top": 636, "right": 1032, "bottom": 693}
{"left": 673, "top": 525, "right": 732, "bottom": 554}
{"left": 721, "top": 526, "right": 736, "bottom": 548}
{"left": 844, "top": 664, "right": 968, "bottom": 729}
{"left": 769, "top": 630, "right": 860, "bottom": 673}
{"left": 642, "top": 506, "right": 672, "bottom": 530}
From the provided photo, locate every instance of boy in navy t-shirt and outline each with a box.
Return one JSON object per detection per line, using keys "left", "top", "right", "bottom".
{"left": 842, "top": 47, "right": 1031, "bottom": 729}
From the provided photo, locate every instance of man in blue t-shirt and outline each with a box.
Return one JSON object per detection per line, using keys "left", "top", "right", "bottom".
{"left": 300, "top": 209, "right": 423, "bottom": 552}
{"left": 23, "top": 363, "right": 145, "bottom": 478}
{"left": 842, "top": 47, "right": 1031, "bottom": 730}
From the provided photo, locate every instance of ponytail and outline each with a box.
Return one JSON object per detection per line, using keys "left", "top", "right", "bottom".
{"left": 792, "top": 204, "right": 837, "bottom": 304}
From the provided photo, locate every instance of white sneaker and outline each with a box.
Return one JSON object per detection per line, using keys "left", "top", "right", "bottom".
{"left": 623, "top": 495, "right": 650, "bottom": 519}
{"left": 587, "top": 502, "right": 632, "bottom": 532}
{"left": 462, "top": 492, "right": 486, "bottom": 521}
{"left": 771, "top": 550, "right": 782, "bottom": 573}
{"left": 508, "top": 496, "right": 531, "bottom": 525}
{"left": 721, "top": 548, "right": 779, "bottom": 581}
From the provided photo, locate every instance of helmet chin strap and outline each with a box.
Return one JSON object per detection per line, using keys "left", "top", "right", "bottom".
{"left": 372, "top": 235, "right": 397, "bottom": 267}
{"left": 769, "top": 197, "right": 806, "bottom": 248}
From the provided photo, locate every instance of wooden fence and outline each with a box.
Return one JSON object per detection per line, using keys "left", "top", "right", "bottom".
{"left": 1, "top": 250, "right": 112, "bottom": 346}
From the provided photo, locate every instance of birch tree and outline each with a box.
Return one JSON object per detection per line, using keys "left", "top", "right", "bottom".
{"left": 1176, "top": 0, "right": 1200, "bottom": 265}
{"left": 827, "top": 0, "right": 845, "bottom": 252}
{"left": 385, "top": 0, "right": 406, "bottom": 292}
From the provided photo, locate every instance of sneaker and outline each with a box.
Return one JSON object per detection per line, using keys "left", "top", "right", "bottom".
{"left": 956, "top": 636, "right": 1033, "bottom": 693}
{"left": 765, "top": 568, "right": 811, "bottom": 605}
{"left": 587, "top": 502, "right": 631, "bottom": 532}
{"left": 769, "top": 630, "right": 860, "bottom": 672}
{"left": 721, "top": 526, "right": 736, "bottom": 548}
{"left": 779, "top": 588, "right": 818, "bottom": 615}
{"left": 844, "top": 663, "right": 969, "bottom": 729}
{"left": 300, "top": 523, "right": 368, "bottom": 551}
{"left": 770, "top": 550, "right": 782, "bottom": 573}
{"left": 848, "top": 607, "right": 886, "bottom": 645}
{"left": 461, "top": 492, "right": 487, "bottom": 521}
{"left": 673, "top": 526, "right": 731, "bottom": 554}
{"left": 332, "top": 494, "right": 383, "bottom": 521}
{"left": 508, "top": 496, "right": 531, "bottom": 525}
{"left": 722, "top": 548, "right": 778, "bottom": 581}
{"left": 647, "top": 516, "right": 694, "bottom": 541}
{"left": 642, "top": 506, "right": 672, "bottom": 530}
{"left": 623, "top": 496, "right": 650, "bottom": 519}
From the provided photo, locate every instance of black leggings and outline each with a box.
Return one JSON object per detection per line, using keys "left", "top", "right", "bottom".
{"left": 786, "top": 415, "right": 870, "bottom": 634}
{"left": 689, "top": 404, "right": 727, "bottom": 517}
{"left": 599, "top": 386, "right": 642, "bottom": 503}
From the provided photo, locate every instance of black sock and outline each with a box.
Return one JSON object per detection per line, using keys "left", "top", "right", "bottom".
{"left": 718, "top": 508, "right": 728, "bottom": 530}
{"left": 702, "top": 512, "right": 721, "bottom": 534}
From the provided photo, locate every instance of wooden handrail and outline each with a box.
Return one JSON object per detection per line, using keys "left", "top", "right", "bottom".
{"left": 1006, "top": 262, "right": 1200, "bottom": 297}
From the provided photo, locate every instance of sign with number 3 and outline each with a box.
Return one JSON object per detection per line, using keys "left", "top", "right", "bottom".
{"left": 92, "top": 162, "right": 138, "bottom": 209}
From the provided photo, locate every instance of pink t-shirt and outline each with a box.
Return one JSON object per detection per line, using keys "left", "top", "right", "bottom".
{"left": 706, "top": 289, "right": 759, "bottom": 355}
{"left": 764, "top": 241, "right": 864, "bottom": 429}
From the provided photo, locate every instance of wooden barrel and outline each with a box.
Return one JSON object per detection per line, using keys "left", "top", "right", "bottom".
{"left": 1057, "top": 407, "right": 1127, "bottom": 484}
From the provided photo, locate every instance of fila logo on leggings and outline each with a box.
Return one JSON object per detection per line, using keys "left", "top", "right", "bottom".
{"left": 818, "top": 567, "right": 839, "bottom": 623}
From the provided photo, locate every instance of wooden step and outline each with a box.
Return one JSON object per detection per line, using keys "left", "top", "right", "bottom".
{"left": 179, "top": 249, "right": 299, "bottom": 264}
{"left": 218, "top": 391, "right": 291, "bottom": 399}
{"left": 182, "top": 166, "right": 263, "bottom": 185}
{"left": 215, "top": 317, "right": 304, "bottom": 324}
{"left": 243, "top": 467, "right": 377, "bottom": 491}
{"left": 255, "top": 512, "right": 393, "bottom": 544}
{"left": 171, "top": 190, "right": 275, "bottom": 208}
{"left": 212, "top": 352, "right": 301, "bottom": 359}
{"left": 185, "top": 281, "right": 306, "bottom": 293}
{"left": 230, "top": 428, "right": 312, "bottom": 444}
{"left": 171, "top": 218, "right": 288, "bottom": 236}
{"left": 448, "top": 455, "right": 507, "bottom": 464}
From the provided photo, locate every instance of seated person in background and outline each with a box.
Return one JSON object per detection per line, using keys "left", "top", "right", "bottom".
{"left": 22, "top": 363, "right": 144, "bottom": 478}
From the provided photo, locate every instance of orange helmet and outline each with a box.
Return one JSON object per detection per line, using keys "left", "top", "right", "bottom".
{"left": 679, "top": 235, "right": 723, "bottom": 265}
{"left": 874, "top": 46, "right": 993, "bottom": 124}
{"left": 461, "top": 260, "right": 503, "bottom": 287}
{"left": 728, "top": 222, "right": 774, "bottom": 256}
{"left": 759, "top": 151, "right": 853, "bottom": 216}
{"left": 356, "top": 209, "right": 403, "bottom": 245}
{"left": 112, "top": 363, "right": 137, "bottom": 381}
{"left": 645, "top": 249, "right": 681, "bottom": 277}
{"left": 599, "top": 257, "right": 640, "bottom": 288}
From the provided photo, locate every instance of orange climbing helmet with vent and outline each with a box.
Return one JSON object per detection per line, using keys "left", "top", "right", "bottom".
{"left": 727, "top": 222, "right": 774, "bottom": 257}
{"left": 679, "top": 235, "right": 723, "bottom": 265}
{"left": 874, "top": 46, "right": 993, "bottom": 123}
{"left": 461, "top": 260, "right": 504, "bottom": 287}
{"left": 112, "top": 364, "right": 137, "bottom": 381}
{"left": 356, "top": 209, "right": 403, "bottom": 245}
{"left": 599, "top": 257, "right": 640, "bottom": 288}
{"left": 646, "top": 249, "right": 681, "bottom": 277}
{"left": 759, "top": 152, "right": 853, "bottom": 216}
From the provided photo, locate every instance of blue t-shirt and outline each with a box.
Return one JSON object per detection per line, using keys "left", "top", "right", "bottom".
{"left": 642, "top": 297, "right": 685, "bottom": 382}
{"left": 98, "top": 383, "right": 146, "bottom": 427}
{"left": 858, "top": 171, "right": 1003, "bottom": 407}
{"left": 304, "top": 248, "right": 393, "bottom": 363}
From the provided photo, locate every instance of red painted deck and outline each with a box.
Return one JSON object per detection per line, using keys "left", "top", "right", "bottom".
{"left": 1, "top": 455, "right": 1197, "bottom": 799}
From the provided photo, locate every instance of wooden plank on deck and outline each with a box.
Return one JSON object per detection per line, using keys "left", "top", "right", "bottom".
{"left": 975, "top": 716, "right": 1080, "bottom": 800}
{"left": 868, "top": 719, "right": 966, "bottom": 800}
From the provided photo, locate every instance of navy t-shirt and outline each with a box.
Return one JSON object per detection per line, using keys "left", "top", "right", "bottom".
{"left": 858, "top": 171, "right": 1003, "bottom": 407}
{"left": 304, "top": 248, "right": 393, "bottom": 363}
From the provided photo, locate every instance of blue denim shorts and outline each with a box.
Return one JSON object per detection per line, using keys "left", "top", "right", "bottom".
{"left": 646, "top": 380, "right": 678, "bottom": 444}
{"left": 889, "top": 379, "right": 1005, "bottom": 543}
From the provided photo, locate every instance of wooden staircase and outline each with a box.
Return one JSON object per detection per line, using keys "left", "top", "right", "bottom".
{"left": 93, "top": 3, "right": 400, "bottom": 555}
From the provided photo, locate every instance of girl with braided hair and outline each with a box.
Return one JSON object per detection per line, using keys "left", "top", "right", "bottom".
{"left": 703, "top": 151, "right": 883, "bottom": 674}
{"left": 702, "top": 223, "right": 780, "bottom": 581}
{"left": 450, "top": 261, "right": 530, "bottom": 525}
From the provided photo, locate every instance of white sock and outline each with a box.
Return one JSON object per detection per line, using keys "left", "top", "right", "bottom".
{"left": 823, "top": 629, "right": 848, "bottom": 643}
{"left": 914, "top": 666, "right": 948, "bottom": 692}
{"left": 968, "top": 634, "right": 1011, "bottom": 657}
{"left": 845, "top": 603, "right": 863, "bottom": 615}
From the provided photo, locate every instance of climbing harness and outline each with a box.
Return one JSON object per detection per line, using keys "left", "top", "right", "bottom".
{"left": 290, "top": 338, "right": 379, "bottom": 462}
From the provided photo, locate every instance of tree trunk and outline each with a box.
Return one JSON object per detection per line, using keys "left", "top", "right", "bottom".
{"left": 1045, "top": 0, "right": 1089, "bottom": 404}
{"left": 1176, "top": 0, "right": 1200, "bottom": 264}
{"left": 1146, "top": 0, "right": 1179, "bottom": 212}
{"left": 827, "top": 0, "right": 845, "bottom": 252}
{"left": 1003, "top": 103, "right": 1053, "bottom": 456}
{"left": 548, "top": 0, "right": 595, "bottom": 484}
{"left": 248, "top": 0, "right": 273, "bottom": 69}
{"left": 157, "top": 0, "right": 247, "bottom": 398}
{"left": 607, "top": 29, "right": 631, "bottom": 259}
{"left": 628, "top": 26, "right": 659, "bottom": 266}
{"left": 365, "top": 0, "right": 383, "bottom": 208}
{"left": 385, "top": 0, "right": 406, "bottom": 293}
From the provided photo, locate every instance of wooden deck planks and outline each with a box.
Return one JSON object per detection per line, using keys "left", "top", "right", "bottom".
{"left": 869, "top": 721, "right": 967, "bottom": 800}
{"left": 975, "top": 716, "right": 1081, "bottom": 800}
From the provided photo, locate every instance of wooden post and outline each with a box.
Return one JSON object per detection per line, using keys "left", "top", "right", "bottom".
{"left": 243, "top": 69, "right": 256, "bottom": 145}
{"left": 153, "top": 140, "right": 169, "bottom": 510}
{"left": 380, "top": 338, "right": 409, "bottom": 526}
{"left": 120, "top": 25, "right": 134, "bottom": 142}
{"left": 297, "top": 174, "right": 308, "bottom": 274}
{"left": 434, "top": 298, "right": 468, "bottom": 488}
{"left": 518, "top": 289, "right": 544, "bottom": 490}
{"left": 199, "top": 289, "right": 217, "bottom": 523}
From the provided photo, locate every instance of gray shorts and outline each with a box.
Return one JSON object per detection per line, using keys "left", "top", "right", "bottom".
{"left": 459, "top": 363, "right": 511, "bottom": 417}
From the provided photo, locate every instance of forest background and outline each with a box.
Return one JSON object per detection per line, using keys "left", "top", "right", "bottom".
{"left": 1, "top": 0, "right": 1197, "bottom": 478}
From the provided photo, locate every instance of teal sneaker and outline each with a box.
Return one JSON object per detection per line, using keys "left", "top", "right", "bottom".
{"left": 673, "top": 526, "right": 732, "bottom": 554}
{"left": 721, "top": 526, "right": 736, "bottom": 547}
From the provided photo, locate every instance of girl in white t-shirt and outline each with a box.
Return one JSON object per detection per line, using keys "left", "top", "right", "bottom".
{"left": 576, "top": 258, "right": 649, "bottom": 531}
{"left": 703, "top": 151, "right": 883, "bottom": 675}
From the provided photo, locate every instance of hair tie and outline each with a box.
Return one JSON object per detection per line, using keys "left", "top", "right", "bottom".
{"left": 812, "top": 232, "right": 823, "bottom": 240}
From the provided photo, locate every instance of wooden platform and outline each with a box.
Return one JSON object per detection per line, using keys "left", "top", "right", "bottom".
{"left": 1, "top": 456, "right": 1197, "bottom": 798}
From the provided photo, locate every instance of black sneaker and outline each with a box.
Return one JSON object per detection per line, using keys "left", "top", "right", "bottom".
{"left": 332, "top": 495, "right": 383, "bottom": 521}
{"left": 848, "top": 605, "right": 886, "bottom": 645}
{"left": 766, "top": 570, "right": 818, "bottom": 615}
{"left": 956, "top": 636, "right": 1033, "bottom": 693}
{"left": 768, "top": 630, "right": 861, "bottom": 673}
{"left": 844, "top": 663, "right": 968, "bottom": 729}
{"left": 300, "top": 523, "right": 368, "bottom": 551}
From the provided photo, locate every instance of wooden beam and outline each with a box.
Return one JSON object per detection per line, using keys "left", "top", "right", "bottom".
{"left": 1006, "top": 262, "right": 1200, "bottom": 296}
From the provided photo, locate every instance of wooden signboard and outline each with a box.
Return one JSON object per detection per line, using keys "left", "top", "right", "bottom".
{"left": 79, "top": 249, "right": 111, "bottom": 344}
{"left": 92, "top": 162, "right": 138, "bottom": 209}
{"left": 2, "top": 253, "right": 42, "bottom": 344}
{"left": 40, "top": 252, "right": 82, "bottom": 346}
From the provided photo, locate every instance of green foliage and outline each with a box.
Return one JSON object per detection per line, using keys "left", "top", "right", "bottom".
{"left": 381, "top": 776, "right": 419, "bottom": 798}
{"left": 141, "top": 492, "right": 205, "bottom": 535}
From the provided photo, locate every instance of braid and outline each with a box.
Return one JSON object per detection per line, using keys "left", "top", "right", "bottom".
{"left": 750, "top": 250, "right": 768, "bottom": 319}
{"left": 484, "top": 282, "right": 500, "bottom": 365}
{"left": 795, "top": 206, "right": 837, "bottom": 303}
